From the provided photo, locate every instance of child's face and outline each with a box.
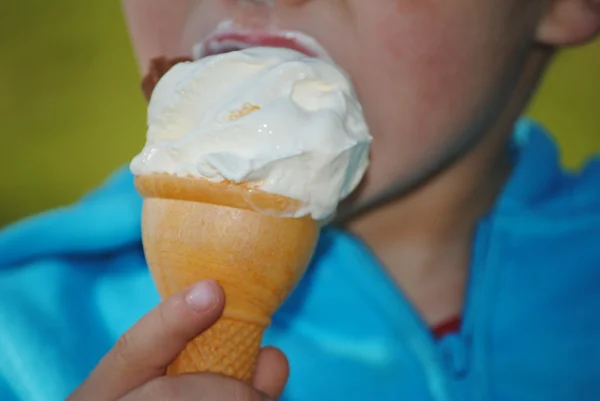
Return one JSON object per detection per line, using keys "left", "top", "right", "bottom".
{"left": 129, "top": 0, "right": 547, "bottom": 204}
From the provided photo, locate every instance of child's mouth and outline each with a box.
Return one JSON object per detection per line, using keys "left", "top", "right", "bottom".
{"left": 192, "top": 20, "right": 332, "bottom": 61}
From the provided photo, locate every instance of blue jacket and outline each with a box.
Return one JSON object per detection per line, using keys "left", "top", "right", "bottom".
{"left": 1, "top": 119, "right": 599, "bottom": 401}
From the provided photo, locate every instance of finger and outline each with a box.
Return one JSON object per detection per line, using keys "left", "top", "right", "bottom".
{"left": 120, "top": 373, "right": 265, "bottom": 401}
{"left": 68, "top": 279, "right": 225, "bottom": 401}
{"left": 253, "top": 347, "right": 290, "bottom": 400}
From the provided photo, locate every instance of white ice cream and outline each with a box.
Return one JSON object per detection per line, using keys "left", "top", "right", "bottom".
{"left": 130, "top": 47, "right": 372, "bottom": 221}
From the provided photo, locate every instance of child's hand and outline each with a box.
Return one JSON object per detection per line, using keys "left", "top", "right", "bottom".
{"left": 67, "top": 279, "right": 288, "bottom": 401}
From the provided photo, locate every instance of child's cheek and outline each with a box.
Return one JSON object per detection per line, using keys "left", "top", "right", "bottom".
{"left": 369, "top": 1, "right": 506, "bottom": 135}
{"left": 370, "top": 7, "right": 471, "bottom": 130}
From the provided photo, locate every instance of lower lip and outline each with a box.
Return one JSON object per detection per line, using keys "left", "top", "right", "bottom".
{"left": 201, "top": 34, "right": 321, "bottom": 59}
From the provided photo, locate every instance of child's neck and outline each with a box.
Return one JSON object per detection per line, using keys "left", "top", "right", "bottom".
{"left": 345, "top": 126, "right": 513, "bottom": 326}
{"left": 344, "top": 47, "right": 551, "bottom": 326}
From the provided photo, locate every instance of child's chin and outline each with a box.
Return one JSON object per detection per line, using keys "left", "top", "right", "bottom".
{"left": 333, "top": 183, "right": 371, "bottom": 223}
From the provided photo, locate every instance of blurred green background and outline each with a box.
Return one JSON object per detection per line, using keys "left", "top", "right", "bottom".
{"left": 0, "top": 1, "right": 599, "bottom": 227}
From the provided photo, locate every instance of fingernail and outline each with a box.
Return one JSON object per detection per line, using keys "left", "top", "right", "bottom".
{"left": 186, "top": 280, "right": 217, "bottom": 312}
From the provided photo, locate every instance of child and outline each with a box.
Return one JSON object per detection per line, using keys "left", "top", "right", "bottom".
{"left": 1, "top": 0, "right": 599, "bottom": 400}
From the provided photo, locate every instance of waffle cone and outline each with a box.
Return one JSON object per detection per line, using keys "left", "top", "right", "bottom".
{"left": 135, "top": 174, "right": 319, "bottom": 382}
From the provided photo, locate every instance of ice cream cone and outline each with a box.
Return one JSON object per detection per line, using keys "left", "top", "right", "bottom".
{"left": 135, "top": 174, "right": 320, "bottom": 382}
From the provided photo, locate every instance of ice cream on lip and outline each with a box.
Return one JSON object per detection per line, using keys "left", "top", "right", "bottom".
{"left": 131, "top": 45, "right": 371, "bottom": 222}
{"left": 141, "top": 21, "right": 332, "bottom": 101}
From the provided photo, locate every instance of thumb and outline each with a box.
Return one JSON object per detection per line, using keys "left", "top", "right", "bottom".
{"left": 68, "top": 279, "right": 225, "bottom": 401}
{"left": 253, "top": 346, "right": 290, "bottom": 400}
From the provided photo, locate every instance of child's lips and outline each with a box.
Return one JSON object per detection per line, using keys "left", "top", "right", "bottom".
{"left": 198, "top": 33, "right": 318, "bottom": 58}
{"left": 192, "top": 21, "right": 332, "bottom": 61}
